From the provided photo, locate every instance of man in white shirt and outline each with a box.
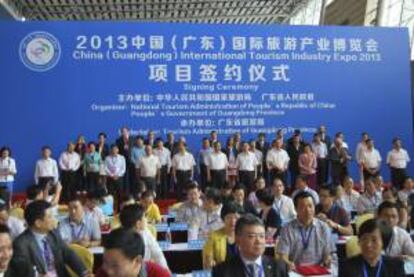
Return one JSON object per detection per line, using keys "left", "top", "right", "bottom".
{"left": 34, "top": 146, "right": 59, "bottom": 188}
{"left": 59, "top": 142, "right": 81, "bottom": 201}
{"left": 359, "top": 139, "right": 382, "bottom": 180}
{"left": 249, "top": 140, "right": 263, "bottom": 177}
{"left": 0, "top": 147, "right": 17, "bottom": 200}
{"left": 266, "top": 138, "right": 290, "bottom": 185}
{"left": 176, "top": 182, "right": 203, "bottom": 225}
{"left": 198, "top": 138, "right": 213, "bottom": 190}
{"left": 377, "top": 201, "right": 414, "bottom": 259}
{"left": 137, "top": 145, "right": 161, "bottom": 193}
{"left": 236, "top": 142, "right": 258, "bottom": 192}
{"left": 172, "top": 141, "right": 196, "bottom": 196}
{"left": 357, "top": 177, "right": 382, "bottom": 214}
{"left": 291, "top": 174, "right": 320, "bottom": 204}
{"left": 104, "top": 145, "right": 126, "bottom": 204}
{"left": 153, "top": 139, "right": 172, "bottom": 198}
{"left": 199, "top": 188, "right": 224, "bottom": 239}
{"left": 387, "top": 138, "right": 411, "bottom": 189}
{"left": 206, "top": 142, "right": 228, "bottom": 189}
{"left": 311, "top": 133, "right": 328, "bottom": 186}
{"left": 271, "top": 178, "right": 296, "bottom": 225}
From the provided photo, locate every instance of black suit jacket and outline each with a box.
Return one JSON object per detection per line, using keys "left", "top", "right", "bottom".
{"left": 116, "top": 136, "right": 134, "bottom": 162}
{"left": 4, "top": 257, "right": 35, "bottom": 277}
{"left": 13, "top": 229, "right": 87, "bottom": 277}
{"left": 212, "top": 255, "right": 289, "bottom": 277}
{"left": 339, "top": 255, "right": 405, "bottom": 277}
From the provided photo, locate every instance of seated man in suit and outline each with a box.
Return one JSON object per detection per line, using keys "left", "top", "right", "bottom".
{"left": 212, "top": 214, "right": 289, "bottom": 277}
{"left": 0, "top": 224, "right": 33, "bottom": 276}
{"left": 97, "top": 228, "right": 170, "bottom": 277}
{"left": 13, "top": 200, "right": 92, "bottom": 277}
{"left": 339, "top": 218, "right": 405, "bottom": 277}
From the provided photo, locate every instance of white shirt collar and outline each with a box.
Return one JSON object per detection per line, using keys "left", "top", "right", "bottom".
{"left": 240, "top": 253, "right": 262, "bottom": 267}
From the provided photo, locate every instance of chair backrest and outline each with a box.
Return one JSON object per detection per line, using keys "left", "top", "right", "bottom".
{"left": 66, "top": 244, "right": 94, "bottom": 277}
{"left": 345, "top": 236, "right": 361, "bottom": 258}
{"left": 355, "top": 213, "right": 374, "bottom": 234}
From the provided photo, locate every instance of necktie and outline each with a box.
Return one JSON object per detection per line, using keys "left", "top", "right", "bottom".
{"left": 42, "top": 239, "right": 54, "bottom": 272}
{"left": 247, "top": 264, "right": 257, "bottom": 277}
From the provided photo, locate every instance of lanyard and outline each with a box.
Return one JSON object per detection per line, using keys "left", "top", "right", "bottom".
{"left": 363, "top": 256, "right": 383, "bottom": 277}
{"left": 299, "top": 225, "right": 314, "bottom": 250}
{"left": 274, "top": 198, "right": 284, "bottom": 214}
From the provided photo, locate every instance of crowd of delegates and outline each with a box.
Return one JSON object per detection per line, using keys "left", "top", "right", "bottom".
{"left": 0, "top": 126, "right": 412, "bottom": 276}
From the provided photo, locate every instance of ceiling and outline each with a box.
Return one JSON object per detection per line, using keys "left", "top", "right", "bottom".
{"left": 1, "top": 0, "right": 309, "bottom": 24}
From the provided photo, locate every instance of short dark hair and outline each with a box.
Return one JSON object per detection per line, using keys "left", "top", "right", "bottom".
{"left": 26, "top": 185, "right": 43, "bottom": 200}
{"left": 233, "top": 183, "right": 246, "bottom": 192}
{"left": 319, "top": 185, "right": 336, "bottom": 197}
{"left": 296, "top": 174, "right": 308, "bottom": 183}
{"left": 68, "top": 195, "right": 82, "bottom": 204}
{"left": 235, "top": 214, "right": 264, "bottom": 236}
{"left": 358, "top": 218, "right": 392, "bottom": 240}
{"left": 0, "top": 147, "right": 11, "bottom": 157}
{"left": 186, "top": 181, "right": 199, "bottom": 192}
{"left": 120, "top": 204, "right": 145, "bottom": 229}
{"left": 98, "top": 132, "right": 107, "bottom": 138}
{"left": 255, "top": 188, "right": 274, "bottom": 206}
{"left": 293, "top": 191, "right": 315, "bottom": 207}
{"left": 377, "top": 201, "right": 399, "bottom": 215}
{"left": 205, "top": 188, "right": 222, "bottom": 205}
{"left": 41, "top": 145, "right": 51, "bottom": 152}
{"left": 24, "top": 200, "right": 51, "bottom": 227}
{"left": 104, "top": 228, "right": 145, "bottom": 259}
{"left": 220, "top": 201, "right": 243, "bottom": 220}
{"left": 141, "top": 190, "right": 155, "bottom": 199}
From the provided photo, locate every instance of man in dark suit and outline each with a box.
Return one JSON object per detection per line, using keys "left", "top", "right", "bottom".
{"left": 232, "top": 184, "right": 259, "bottom": 217}
{"left": 116, "top": 126, "right": 135, "bottom": 195}
{"left": 13, "top": 200, "right": 91, "bottom": 277}
{"left": 212, "top": 214, "right": 288, "bottom": 277}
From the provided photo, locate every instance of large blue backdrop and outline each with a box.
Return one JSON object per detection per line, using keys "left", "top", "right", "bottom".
{"left": 0, "top": 22, "right": 412, "bottom": 192}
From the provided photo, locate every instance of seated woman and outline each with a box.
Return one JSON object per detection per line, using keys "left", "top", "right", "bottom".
{"left": 382, "top": 187, "right": 408, "bottom": 230}
{"left": 339, "top": 218, "right": 405, "bottom": 277}
{"left": 202, "top": 201, "right": 242, "bottom": 269}
{"left": 256, "top": 188, "right": 281, "bottom": 240}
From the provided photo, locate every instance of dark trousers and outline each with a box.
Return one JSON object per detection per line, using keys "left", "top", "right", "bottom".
{"left": 86, "top": 172, "right": 100, "bottom": 193}
{"left": 37, "top": 176, "right": 54, "bottom": 189}
{"left": 107, "top": 176, "right": 123, "bottom": 210}
{"left": 316, "top": 158, "right": 328, "bottom": 186}
{"left": 141, "top": 176, "right": 156, "bottom": 192}
{"left": 363, "top": 168, "right": 380, "bottom": 180}
{"left": 289, "top": 168, "right": 300, "bottom": 188}
{"left": 200, "top": 164, "right": 208, "bottom": 190}
{"left": 390, "top": 167, "right": 407, "bottom": 190}
{"left": 176, "top": 170, "right": 192, "bottom": 196}
{"left": 61, "top": 170, "right": 78, "bottom": 201}
{"left": 238, "top": 170, "right": 255, "bottom": 192}
{"left": 122, "top": 162, "right": 135, "bottom": 196}
{"left": 210, "top": 169, "right": 226, "bottom": 189}
{"left": 331, "top": 163, "right": 348, "bottom": 187}
{"left": 269, "top": 169, "right": 287, "bottom": 186}
{"left": 159, "top": 165, "right": 169, "bottom": 198}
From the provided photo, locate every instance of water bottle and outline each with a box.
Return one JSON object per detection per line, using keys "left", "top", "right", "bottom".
{"left": 166, "top": 226, "right": 172, "bottom": 245}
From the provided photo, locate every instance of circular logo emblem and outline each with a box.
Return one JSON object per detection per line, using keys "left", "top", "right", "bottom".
{"left": 19, "top": 31, "right": 61, "bottom": 72}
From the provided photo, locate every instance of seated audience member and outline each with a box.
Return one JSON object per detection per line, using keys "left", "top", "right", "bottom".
{"left": 271, "top": 178, "right": 296, "bottom": 225}
{"left": 58, "top": 196, "right": 101, "bottom": 247}
{"left": 175, "top": 182, "right": 203, "bottom": 225}
{"left": 199, "top": 188, "right": 224, "bottom": 238}
{"left": 220, "top": 182, "right": 234, "bottom": 204}
{"left": 276, "top": 191, "right": 335, "bottom": 271}
{"left": 140, "top": 190, "right": 161, "bottom": 224}
{"left": 14, "top": 200, "right": 92, "bottom": 276}
{"left": 231, "top": 184, "right": 258, "bottom": 216}
{"left": 203, "top": 201, "right": 243, "bottom": 269}
{"left": 97, "top": 228, "right": 171, "bottom": 277}
{"left": 382, "top": 187, "right": 409, "bottom": 230}
{"left": 291, "top": 175, "right": 320, "bottom": 204}
{"left": 377, "top": 201, "right": 414, "bottom": 259}
{"left": 256, "top": 188, "right": 281, "bottom": 240}
{"left": 0, "top": 200, "right": 25, "bottom": 240}
{"left": 397, "top": 176, "right": 414, "bottom": 204}
{"left": 339, "top": 176, "right": 360, "bottom": 215}
{"left": 120, "top": 194, "right": 137, "bottom": 210}
{"left": 212, "top": 214, "right": 289, "bottom": 277}
{"left": 357, "top": 177, "right": 382, "bottom": 214}
{"left": 339, "top": 219, "right": 405, "bottom": 277}
{"left": 315, "top": 185, "right": 353, "bottom": 236}
{"left": 0, "top": 224, "right": 34, "bottom": 276}
{"left": 98, "top": 189, "right": 114, "bottom": 217}
{"left": 247, "top": 177, "right": 266, "bottom": 212}
{"left": 26, "top": 181, "right": 62, "bottom": 214}
{"left": 84, "top": 191, "right": 106, "bottom": 225}
{"left": 373, "top": 175, "right": 385, "bottom": 193}
{"left": 119, "top": 204, "right": 169, "bottom": 270}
